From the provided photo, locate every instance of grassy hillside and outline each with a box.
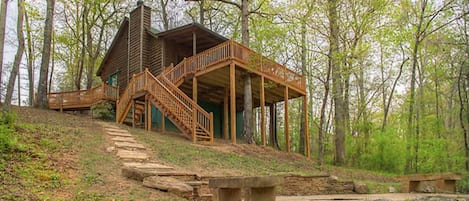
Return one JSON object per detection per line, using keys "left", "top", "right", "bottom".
{"left": 0, "top": 107, "right": 399, "bottom": 200}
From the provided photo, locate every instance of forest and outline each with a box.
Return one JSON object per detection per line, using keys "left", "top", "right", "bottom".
{"left": 0, "top": 0, "right": 468, "bottom": 175}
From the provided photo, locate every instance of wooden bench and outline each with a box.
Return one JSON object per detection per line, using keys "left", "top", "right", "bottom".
{"left": 209, "top": 176, "right": 283, "bottom": 201}
{"left": 397, "top": 173, "right": 462, "bottom": 193}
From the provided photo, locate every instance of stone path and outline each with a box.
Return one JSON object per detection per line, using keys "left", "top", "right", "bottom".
{"left": 97, "top": 122, "right": 205, "bottom": 200}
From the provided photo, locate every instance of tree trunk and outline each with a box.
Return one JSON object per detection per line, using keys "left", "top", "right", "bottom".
{"left": 49, "top": 33, "right": 55, "bottom": 93}
{"left": 4, "top": 0, "right": 25, "bottom": 109}
{"left": 0, "top": 0, "right": 8, "bottom": 103}
{"left": 458, "top": 60, "right": 469, "bottom": 172}
{"left": 240, "top": 0, "right": 254, "bottom": 144}
{"left": 328, "top": 0, "right": 345, "bottom": 166}
{"left": 269, "top": 103, "right": 280, "bottom": 149}
{"left": 299, "top": 18, "right": 307, "bottom": 154}
{"left": 161, "top": 0, "right": 169, "bottom": 30}
{"left": 199, "top": 0, "right": 205, "bottom": 24}
{"left": 36, "top": 0, "right": 55, "bottom": 108}
{"left": 24, "top": 7, "right": 34, "bottom": 106}
{"left": 243, "top": 73, "right": 254, "bottom": 143}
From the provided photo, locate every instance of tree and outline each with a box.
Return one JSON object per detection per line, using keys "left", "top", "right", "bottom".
{"left": 4, "top": 0, "right": 25, "bottom": 108}
{"left": 0, "top": 0, "right": 8, "bottom": 103}
{"left": 24, "top": 3, "right": 34, "bottom": 106}
{"left": 36, "top": 0, "right": 55, "bottom": 108}
{"left": 328, "top": 0, "right": 346, "bottom": 165}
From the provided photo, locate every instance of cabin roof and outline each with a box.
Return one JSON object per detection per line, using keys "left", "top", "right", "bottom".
{"left": 97, "top": 21, "right": 228, "bottom": 77}
{"left": 150, "top": 22, "right": 228, "bottom": 54}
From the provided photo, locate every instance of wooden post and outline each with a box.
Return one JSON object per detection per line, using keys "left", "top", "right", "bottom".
{"left": 260, "top": 76, "right": 266, "bottom": 146}
{"left": 161, "top": 111, "right": 165, "bottom": 133}
{"left": 230, "top": 62, "right": 236, "bottom": 144}
{"left": 144, "top": 96, "right": 148, "bottom": 131}
{"left": 224, "top": 87, "right": 229, "bottom": 140}
{"left": 210, "top": 112, "right": 214, "bottom": 144}
{"left": 147, "top": 99, "right": 152, "bottom": 131}
{"left": 193, "top": 31, "right": 197, "bottom": 56}
{"left": 132, "top": 100, "right": 135, "bottom": 128}
{"left": 116, "top": 99, "right": 119, "bottom": 124}
{"left": 303, "top": 95, "right": 310, "bottom": 157}
{"left": 192, "top": 76, "right": 198, "bottom": 143}
{"left": 193, "top": 76, "right": 198, "bottom": 103}
{"left": 230, "top": 39, "right": 234, "bottom": 58}
{"left": 284, "top": 86, "right": 289, "bottom": 152}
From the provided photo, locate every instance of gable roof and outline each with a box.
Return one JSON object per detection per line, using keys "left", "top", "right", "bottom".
{"left": 96, "top": 17, "right": 129, "bottom": 76}
{"left": 97, "top": 21, "right": 228, "bottom": 77}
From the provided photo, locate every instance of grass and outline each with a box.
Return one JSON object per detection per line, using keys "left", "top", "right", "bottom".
{"left": 0, "top": 107, "right": 184, "bottom": 200}
{"left": 131, "top": 128, "right": 323, "bottom": 176}
{"left": 0, "top": 106, "right": 404, "bottom": 200}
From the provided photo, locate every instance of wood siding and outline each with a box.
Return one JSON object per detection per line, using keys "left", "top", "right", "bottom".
{"left": 100, "top": 25, "right": 128, "bottom": 94}
{"left": 148, "top": 36, "right": 163, "bottom": 75}
{"left": 163, "top": 39, "right": 192, "bottom": 67}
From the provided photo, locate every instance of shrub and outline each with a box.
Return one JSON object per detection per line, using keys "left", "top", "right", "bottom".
{"left": 91, "top": 101, "right": 115, "bottom": 121}
{"left": 0, "top": 111, "right": 17, "bottom": 153}
{"left": 457, "top": 173, "right": 469, "bottom": 193}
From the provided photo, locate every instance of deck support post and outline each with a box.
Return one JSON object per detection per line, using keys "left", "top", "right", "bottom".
{"left": 161, "top": 111, "right": 165, "bottom": 133}
{"left": 260, "top": 76, "right": 266, "bottom": 146}
{"left": 132, "top": 100, "right": 135, "bottom": 128}
{"left": 147, "top": 98, "right": 152, "bottom": 131}
{"left": 303, "top": 95, "right": 309, "bottom": 157}
{"left": 284, "top": 86, "right": 289, "bottom": 152}
{"left": 192, "top": 76, "right": 198, "bottom": 143}
{"left": 230, "top": 62, "right": 236, "bottom": 144}
{"left": 224, "top": 87, "right": 229, "bottom": 140}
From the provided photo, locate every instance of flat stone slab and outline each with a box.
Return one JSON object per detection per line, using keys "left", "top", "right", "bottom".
{"left": 107, "top": 131, "right": 133, "bottom": 137}
{"left": 111, "top": 137, "right": 137, "bottom": 143}
{"left": 116, "top": 150, "right": 148, "bottom": 160}
{"left": 105, "top": 128, "right": 130, "bottom": 133}
{"left": 143, "top": 176, "right": 193, "bottom": 197}
{"left": 114, "top": 141, "right": 145, "bottom": 149}
{"left": 123, "top": 162, "right": 174, "bottom": 170}
{"left": 122, "top": 167, "right": 195, "bottom": 182}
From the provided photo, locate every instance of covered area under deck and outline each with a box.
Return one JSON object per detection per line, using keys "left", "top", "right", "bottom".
{"left": 147, "top": 36, "right": 310, "bottom": 156}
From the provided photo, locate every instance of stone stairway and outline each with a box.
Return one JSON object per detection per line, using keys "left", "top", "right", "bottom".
{"left": 98, "top": 122, "right": 212, "bottom": 200}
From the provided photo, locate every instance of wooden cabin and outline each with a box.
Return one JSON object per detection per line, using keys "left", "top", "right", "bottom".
{"left": 49, "top": 2, "right": 309, "bottom": 155}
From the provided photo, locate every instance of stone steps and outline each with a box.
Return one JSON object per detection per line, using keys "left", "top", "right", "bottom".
{"left": 100, "top": 122, "right": 212, "bottom": 200}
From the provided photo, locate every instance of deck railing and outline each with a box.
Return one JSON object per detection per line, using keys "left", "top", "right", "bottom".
{"left": 164, "top": 40, "right": 306, "bottom": 92}
{"left": 48, "top": 84, "right": 118, "bottom": 110}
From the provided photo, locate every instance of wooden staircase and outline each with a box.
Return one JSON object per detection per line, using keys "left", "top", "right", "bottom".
{"left": 116, "top": 69, "right": 213, "bottom": 142}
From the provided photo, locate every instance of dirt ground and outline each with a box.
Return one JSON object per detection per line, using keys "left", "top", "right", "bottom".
{"left": 277, "top": 193, "right": 469, "bottom": 201}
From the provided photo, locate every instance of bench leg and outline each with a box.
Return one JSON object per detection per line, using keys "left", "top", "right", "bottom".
{"left": 217, "top": 188, "right": 241, "bottom": 201}
{"left": 250, "top": 187, "right": 275, "bottom": 201}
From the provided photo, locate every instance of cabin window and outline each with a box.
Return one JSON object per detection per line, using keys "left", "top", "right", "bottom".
{"left": 109, "top": 72, "right": 118, "bottom": 86}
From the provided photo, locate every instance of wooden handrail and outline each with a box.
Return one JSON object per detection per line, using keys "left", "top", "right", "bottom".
{"left": 162, "top": 40, "right": 305, "bottom": 92}
{"left": 48, "top": 83, "right": 118, "bottom": 110}
{"left": 116, "top": 69, "right": 213, "bottom": 141}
